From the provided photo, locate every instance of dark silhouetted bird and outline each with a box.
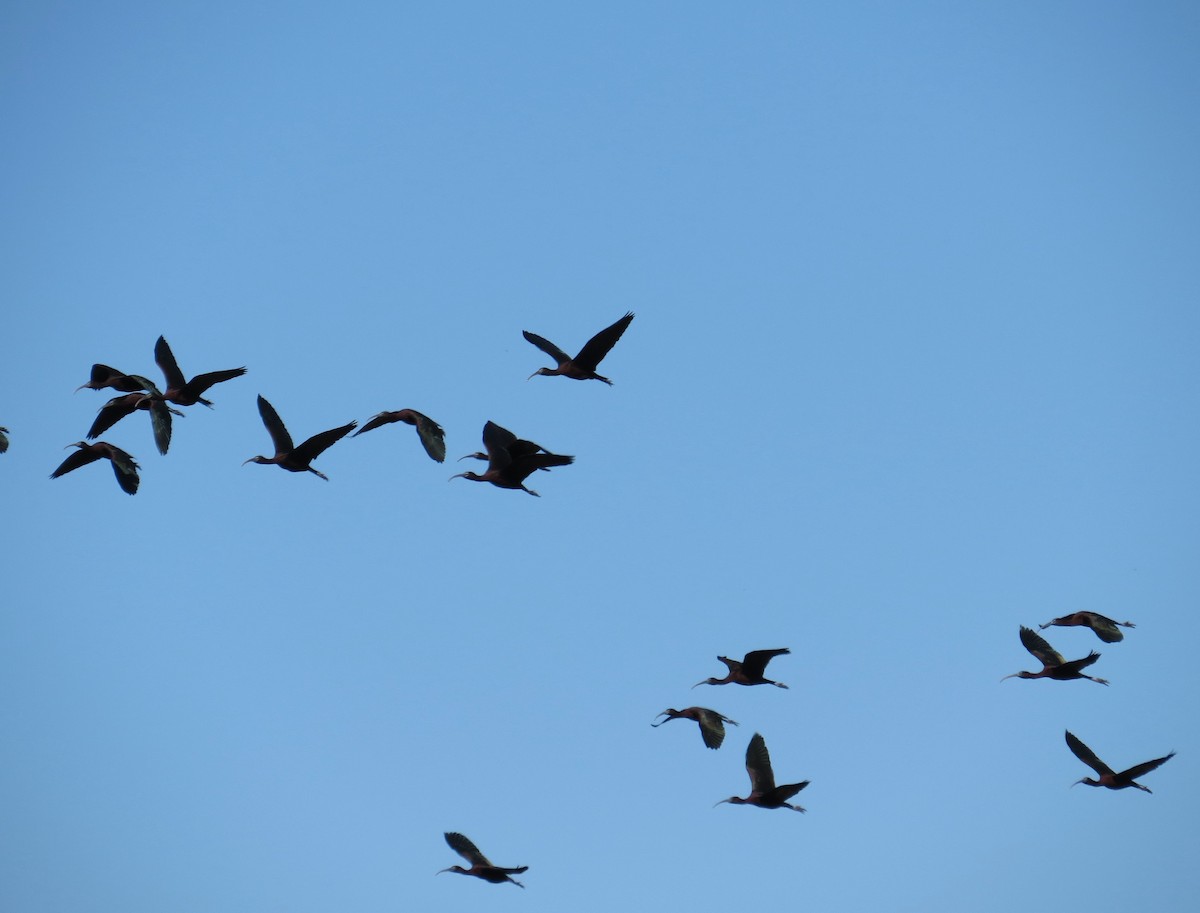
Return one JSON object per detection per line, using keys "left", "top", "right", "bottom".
{"left": 1001, "top": 626, "right": 1108, "bottom": 685}
{"left": 353, "top": 409, "right": 446, "bottom": 462}
{"left": 243, "top": 395, "right": 356, "bottom": 480}
{"left": 449, "top": 420, "right": 573, "bottom": 496}
{"left": 87, "top": 393, "right": 183, "bottom": 456}
{"left": 1039, "top": 612, "right": 1136, "bottom": 643}
{"left": 154, "top": 335, "right": 246, "bottom": 406}
{"left": 694, "top": 648, "right": 790, "bottom": 689}
{"left": 437, "top": 832, "right": 527, "bottom": 888}
{"left": 523, "top": 311, "right": 634, "bottom": 385}
{"left": 652, "top": 707, "right": 738, "bottom": 749}
{"left": 1065, "top": 730, "right": 1175, "bottom": 793}
{"left": 75, "top": 364, "right": 156, "bottom": 394}
{"left": 716, "top": 733, "right": 809, "bottom": 812}
{"left": 50, "top": 441, "right": 140, "bottom": 494}
{"left": 0, "top": 426, "right": 8, "bottom": 454}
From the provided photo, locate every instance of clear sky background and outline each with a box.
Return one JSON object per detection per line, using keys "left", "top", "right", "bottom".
{"left": 3, "top": 3, "right": 1199, "bottom": 911}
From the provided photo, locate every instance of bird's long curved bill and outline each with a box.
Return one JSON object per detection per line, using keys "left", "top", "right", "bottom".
{"left": 999, "top": 673, "right": 1019, "bottom": 682}
{"left": 525, "top": 371, "right": 540, "bottom": 381}
{"left": 712, "top": 798, "right": 732, "bottom": 808}
{"left": 447, "top": 472, "right": 468, "bottom": 482}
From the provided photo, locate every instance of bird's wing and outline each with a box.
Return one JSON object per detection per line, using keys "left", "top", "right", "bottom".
{"left": 444, "top": 832, "right": 490, "bottom": 866}
{"left": 745, "top": 733, "right": 777, "bottom": 793}
{"left": 696, "top": 709, "right": 729, "bottom": 749}
{"left": 182, "top": 367, "right": 247, "bottom": 399}
{"left": 482, "top": 421, "right": 516, "bottom": 470}
{"left": 88, "top": 396, "right": 138, "bottom": 439}
{"left": 1019, "top": 627, "right": 1064, "bottom": 667}
{"left": 105, "top": 445, "right": 140, "bottom": 494}
{"left": 1117, "top": 751, "right": 1175, "bottom": 782}
{"left": 294, "top": 422, "right": 357, "bottom": 462}
{"left": 50, "top": 446, "right": 101, "bottom": 479}
{"left": 154, "top": 336, "right": 187, "bottom": 390}
{"left": 1086, "top": 614, "right": 1127, "bottom": 643}
{"left": 412, "top": 412, "right": 447, "bottom": 462}
{"left": 574, "top": 312, "right": 634, "bottom": 371}
{"left": 1065, "top": 731, "right": 1115, "bottom": 777}
{"left": 128, "top": 374, "right": 162, "bottom": 396}
{"left": 508, "top": 452, "right": 573, "bottom": 484}
{"left": 522, "top": 330, "right": 570, "bottom": 366}
{"left": 1059, "top": 651, "right": 1102, "bottom": 674}
{"left": 352, "top": 412, "right": 399, "bottom": 436}
{"left": 772, "top": 781, "right": 810, "bottom": 802}
{"left": 742, "top": 648, "right": 790, "bottom": 678}
{"left": 149, "top": 400, "right": 174, "bottom": 455}
{"left": 256, "top": 396, "right": 295, "bottom": 453}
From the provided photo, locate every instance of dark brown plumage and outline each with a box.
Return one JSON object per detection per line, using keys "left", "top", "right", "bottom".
{"left": 1065, "top": 730, "right": 1175, "bottom": 793}
{"left": 243, "top": 395, "right": 356, "bottom": 480}
{"left": 716, "top": 733, "right": 809, "bottom": 812}
{"left": 523, "top": 311, "right": 634, "bottom": 384}
{"left": 694, "top": 648, "right": 790, "bottom": 689}
{"left": 352, "top": 409, "right": 446, "bottom": 462}
{"left": 50, "top": 441, "right": 140, "bottom": 495}
{"left": 437, "top": 832, "right": 527, "bottom": 888}
{"left": 87, "top": 393, "right": 183, "bottom": 456}
{"left": 154, "top": 335, "right": 246, "bottom": 407}
{"left": 1001, "top": 626, "right": 1108, "bottom": 685}
{"left": 1039, "top": 612, "right": 1136, "bottom": 643}
{"left": 449, "top": 420, "right": 573, "bottom": 496}
{"left": 652, "top": 707, "right": 738, "bottom": 749}
{"left": 75, "top": 364, "right": 155, "bottom": 394}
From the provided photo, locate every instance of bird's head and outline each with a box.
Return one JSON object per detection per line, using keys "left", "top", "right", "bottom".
{"left": 651, "top": 710, "right": 679, "bottom": 727}
{"left": 527, "top": 368, "right": 551, "bottom": 381}
{"left": 65, "top": 441, "right": 88, "bottom": 450}
{"left": 448, "top": 471, "right": 482, "bottom": 483}
{"left": 1071, "top": 777, "right": 1100, "bottom": 789}
{"left": 457, "top": 452, "right": 487, "bottom": 463}
{"left": 713, "top": 797, "right": 744, "bottom": 808}
{"left": 243, "top": 456, "right": 269, "bottom": 466}
{"left": 692, "top": 678, "right": 720, "bottom": 689}
{"left": 436, "top": 865, "right": 467, "bottom": 877}
{"left": 999, "top": 672, "right": 1034, "bottom": 682}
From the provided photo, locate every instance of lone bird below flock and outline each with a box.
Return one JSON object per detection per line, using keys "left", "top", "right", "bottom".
{"left": 1065, "top": 730, "right": 1175, "bottom": 793}
{"left": 716, "top": 733, "right": 809, "bottom": 812}
{"left": 353, "top": 409, "right": 446, "bottom": 462}
{"left": 50, "top": 441, "right": 140, "bottom": 495}
{"left": 449, "top": 420, "right": 573, "bottom": 496}
{"left": 1039, "top": 611, "right": 1136, "bottom": 643}
{"left": 523, "top": 311, "right": 634, "bottom": 385}
{"left": 244, "top": 395, "right": 356, "bottom": 480}
{"left": 694, "top": 648, "right": 791, "bottom": 689}
{"left": 154, "top": 335, "right": 246, "bottom": 407}
{"left": 437, "top": 832, "right": 527, "bottom": 888}
{"left": 652, "top": 707, "right": 738, "bottom": 750}
{"left": 1001, "top": 626, "right": 1108, "bottom": 686}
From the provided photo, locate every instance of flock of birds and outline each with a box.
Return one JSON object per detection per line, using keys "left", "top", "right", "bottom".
{"left": 1004, "top": 611, "right": 1175, "bottom": 794}
{"left": 29, "top": 312, "right": 635, "bottom": 497}
{"left": 6, "top": 314, "right": 1178, "bottom": 892}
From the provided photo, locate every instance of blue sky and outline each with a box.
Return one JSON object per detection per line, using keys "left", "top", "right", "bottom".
{"left": 3, "top": 3, "right": 1198, "bottom": 911}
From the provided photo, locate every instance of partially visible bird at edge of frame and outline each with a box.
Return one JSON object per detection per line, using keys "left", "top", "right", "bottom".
{"left": 694, "top": 648, "right": 791, "bottom": 689}
{"left": 352, "top": 409, "right": 446, "bottom": 462}
{"left": 0, "top": 426, "right": 8, "bottom": 454}
{"left": 1065, "top": 730, "right": 1175, "bottom": 793}
{"left": 153, "top": 335, "right": 246, "bottom": 407}
{"left": 50, "top": 441, "right": 140, "bottom": 495}
{"left": 715, "top": 732, "right": 809, "bottom": 812}
{"left": 449, "top": 420, "right": 573, "bottom": 496}
{"left": 243, "top": 395, "right": 356, "bottom": 481}
{"left": 1001, "top": 626, "right": 1109, "bottom": 685}
{"left": 523, "top": 311, "right": 634, "bottom": 385}
{"left": 652, "top": 707, "right": 738, "bottom": 749}
{"left": 1039, "top": 611, "right": 1136, "bottom": 643}
{"left": 437, "top": 832, "right": 527, "bottom": 888}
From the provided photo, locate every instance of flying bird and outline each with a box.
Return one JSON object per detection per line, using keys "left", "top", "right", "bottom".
{"left": 437, "top": 832, "right": 527, "bottom": 888}
{"left": 1065, "top": 730, "right": 1175, "bottom": 793}
{"left": 652, "top": 707, "right": 738, "bottom": 749}
{"left": 716, "top": 733, "right": 809, "bottom": 812}
{"left": 154, "top": 335, "right": 246, "bottom": 407}
{"left": 523, "top": 311, "right": 634, "bottom": 385}
{"left": 243, "top": 395, "right": 356, "bottom": 480}
{"left": 353, "top": 409, "right": 446, "bottom": 462}
{"left": 1001, "top": 626, "right": 1108, "bottom": 685}
{"left": 87, "top": 393, "right": 183, "bottom": 456}
{"left": 75, "top": 364, "right": 156, "bottom": 394}
{"left": 694, "top": 648, "right": 791, "bottom": 689}
{"left": 449, "top": 420, "right": 573, "bottom": 496}
{"left": 0, "top": 426, "right": 8, "bottom": 454}
{"left": 1039, "top": 611, "right": 1136, "bottom": 643}
{"left": 50, "top": 441, "right": 140, "bottom": 495}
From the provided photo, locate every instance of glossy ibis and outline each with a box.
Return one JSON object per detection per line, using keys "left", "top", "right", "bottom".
{"left": 87, "top": 393, "right": 183, "bottom": 456}
{"left": 523, "top": 311, "right": 634, "bottom": 385}
{"left": 449, "top": 420, "right": 573, "bottom": 496}
{"left": 244, "top": 395, "right": 356, "bottom": 480}
{"left": 652, "top": 707, "right": 738, "bottom": 749}
{"left": 353, "top": 409, "right": 446, "bottom": 462}
{"left": 1001, "top": 626, "right": 1108, "bottom": 685}
{"left": 437, "top": 832, "right": 527, "bottom": 888}
{"left": 458, "top": 431, "right": 563, "bottom": 472}
{"left": 50, "top": 441, "right": 140, "bottom": 494}
{"left": 1039, "top": 612, "right": 1136, "bottom": 643}
{"left": 154, "top": 335, "right": 246, "bottom": 406}
{"left": 694, "top": 648, "right": 790, "bottom": 689}
{"left": 0, "top": 427, "right": 7, "bottom": 454}
{"left": 716, "top": 733, "right": 809, "bottom": 812}
{"left": 75, "top": 364, "right": 156, "bottom": 394}
{"left": 1065, "top": 730, "right": 1175, "bottom": 793}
